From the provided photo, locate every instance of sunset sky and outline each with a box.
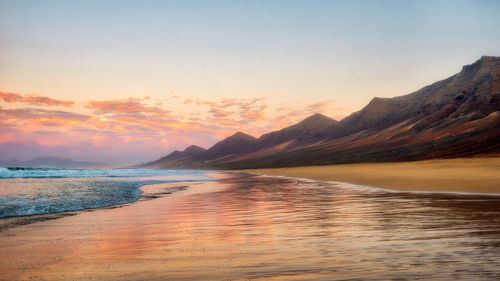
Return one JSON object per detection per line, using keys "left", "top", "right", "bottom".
{"left": 1, "top": 0, "right": 499, "bottom": 164}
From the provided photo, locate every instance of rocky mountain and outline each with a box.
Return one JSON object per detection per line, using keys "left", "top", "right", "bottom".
{"left": 141, "top": 132, "right": 258, "bottom": 168}
{"left": 143, "top": 56, "right": 500, "bottom": 169}
{"left": 203, "top": 132, "right": 257, "bottom": 160}
{"left": 143, "top": 145, "right": 206, "bottom": 168}
{"left": 325, "top": 56, "right": 500, "bottom": 140}
{"left": 254, "top": 113, "right": 337, "bottom": 151}
{"left": 142, "top": 115, "right": 338, "bottom": 168}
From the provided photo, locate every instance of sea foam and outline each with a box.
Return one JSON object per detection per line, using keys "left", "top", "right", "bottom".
{"left": 0, "top": 168, "right": 211, "bottom": 218}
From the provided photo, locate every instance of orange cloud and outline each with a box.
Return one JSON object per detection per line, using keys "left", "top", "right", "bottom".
{"left": 273, "top": 99, "right": 336, "bottom": 121}
{"left": 209, "top": 108, "right": 235, "bottom": 118}
{"left": 0, "top": 91, "right": 74, "bottom": 107}
{"left": 306, "top": 99, "right": 335, "bottom": 112}
{"left": 195, "top": 97, "right": 269, "bottom": 123}
{"left": 238, "top": 100, "right": 268, "bottom": 123}
{"left": 0, "top": 107, "right": 89, "bottom": 121}
{"left": 87, "top": 98, "right": 170, "bottom": 116}
{"left": 0, "top": 107, "right": 91, "bottom": 133}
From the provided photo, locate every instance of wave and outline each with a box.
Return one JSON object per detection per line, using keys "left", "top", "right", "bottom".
{"left": 0, "top": 168, "right": 213, "bottom": 218}
{"left": 0, "top": 180, "right": 147, "bottom": 218}
{"left": 0, "top": 167, "right": 206, "bottom": 179}
{"left": 0, "top": 179, "right": 211, "bottom": 218}
{"left": 3, "top": 167, "right": 59, "bottom": 171}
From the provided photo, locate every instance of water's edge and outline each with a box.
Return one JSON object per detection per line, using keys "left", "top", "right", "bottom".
{"left": 0, "top": 180, "right": 203, "bottom": 232}
{"left": 243, "top": 171, "right": 500, "bottom": 197}
{"left": 4, "top": 170, "right": 498, "bottom": 233}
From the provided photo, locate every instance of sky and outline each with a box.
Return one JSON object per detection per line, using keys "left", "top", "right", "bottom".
{"left": 1, "top": 0, "right": 499, "bottom": 164}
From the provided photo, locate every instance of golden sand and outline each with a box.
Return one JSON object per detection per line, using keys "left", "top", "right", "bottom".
{"left": 1, "top": 171, "right": 500, "bottom": 280}
{"left": 0, "top": 177, "right": 234, "bottom": 281}
{"left": 244, "top": 157, "right": 500, "bottom": 194}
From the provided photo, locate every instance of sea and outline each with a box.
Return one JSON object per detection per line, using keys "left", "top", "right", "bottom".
{"left": 0, "top": 167, "right": 212, "bottom": 218}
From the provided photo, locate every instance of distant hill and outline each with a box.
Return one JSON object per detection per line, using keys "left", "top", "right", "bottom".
{"left": 0, "top": 157, "right": 106, "bottom": 169}
{"left": 142, "top": 56, "right": 500, "bottom": 169}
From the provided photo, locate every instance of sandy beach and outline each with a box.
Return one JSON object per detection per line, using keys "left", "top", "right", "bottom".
{"left": 0, "top": 175, "right": 231, "bottom": 281}
{"left": 2, "top": 172, "right": 500, "bottom": 280}
{"left": 244, "top": 157, "right": 500, "bottom": 194}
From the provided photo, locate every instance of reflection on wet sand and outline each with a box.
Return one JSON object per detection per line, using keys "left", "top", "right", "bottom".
{"left": 1, "top": 173, "right": 500, "bottom": 280}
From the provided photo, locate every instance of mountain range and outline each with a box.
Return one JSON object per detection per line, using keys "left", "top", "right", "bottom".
{"left": 0, "top": 157, "right": 106, "bottom": 169}
{"left": 142, "top": 56, "right": 500, "bottom": 169}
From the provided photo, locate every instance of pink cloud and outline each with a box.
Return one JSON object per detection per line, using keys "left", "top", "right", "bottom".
{"left": 0, "top": 107, "right": 90, "bottom": 122}
{"left": 196, "top": 97, "right": 269, "bottom": 123}
{"left": 209, "top": 108, "right": 235, "bottom": 118}
{"left": 87, "top": 98, "right": 170, "bottom": 115}
{"left": 306, "top": 99, "right": 335, "bottom": 112}
{"left": 0, "top": 91, "right": 74, "bottom": 107}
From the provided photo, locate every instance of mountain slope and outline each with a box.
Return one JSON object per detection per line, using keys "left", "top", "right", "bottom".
{"left": 326, "top": 56, "right": 500, "bottom": 139}
{"left": 144, "top": 56, "right": 500, "bottom": 169}
{"left": 142, "top": 145, "right": 206, "bottom": 168}
{"left": 141, "top": 132, "right": 258, "bottom": 168}
{"left": 203, "top": 132, "right": 258, "bottom": 160}
{"left": 254, "top": 113, "right": 337, "bottom": 151}
{"left": 219, "top": 56, "right": 500, "bottom": 168}
{"left": 142, "top": 114, "right": 337, "bottom": 168}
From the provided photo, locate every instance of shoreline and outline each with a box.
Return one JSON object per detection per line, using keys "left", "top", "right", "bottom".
{"left": 248, "top": 173, "right": 500, "bottom": 197}
{"left": 242, "top": 157, "right": 500, "bottom": 194}
{"left": 0, "top": 174, "right": 237, "bottom": 280}
{"left": 2, "top": 172, "right": 500, "bottom": 280}
{"left": 3, "top": 159, "right": 497, "bottom": 232}
{"left": 4, "top": 156, "right": 497, "bottom": 233}
{"left": 0, "top": 179, "right": 208, "bottom": 232}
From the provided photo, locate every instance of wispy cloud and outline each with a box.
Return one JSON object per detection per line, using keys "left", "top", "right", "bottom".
{"left": 0, "top": 107, "right": 89, "bottom": 121}
{"left": 0, "top": 91, "right": 74, "bottom": 107}
{"left": 87, "top": 97, "right": 169, "bottom": 115}
{"left": 196, "top": 97, "right": 269, "bottom": 123}
{"left": 306, "top": 99, "right": 335, "bottom": 112}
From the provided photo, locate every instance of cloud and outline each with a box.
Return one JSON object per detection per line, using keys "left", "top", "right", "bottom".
{"left": 196, "top": 97, "right": 269, "bottom": 123}
{"left": 0, "top": 91, "right": 74, "bottom": 107}
{"left": 274, "top": 99, "right": 335, "bottom": 120}
{"left": 209, "top": 108, "right": 235, "bottom": 118}
{"left": 0, "top": 107, "right": 90, "bottom": 121}
{"left": 238, "top": 101, "right": 268, "bottom": 123}
{"left": 87, "top": 98, "right": 170, "bottom": 115}
{"left": 306, "top": 99, "right": 335, "bottom": 112}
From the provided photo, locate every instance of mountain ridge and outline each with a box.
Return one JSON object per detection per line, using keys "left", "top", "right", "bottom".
{"left": 142, "top": 56, "right": 500, "bottom": 169}
{"left": 0, "top": 157, "right": 106, "bottom": 169}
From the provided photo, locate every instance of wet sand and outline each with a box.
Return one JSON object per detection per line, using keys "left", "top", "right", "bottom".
{"left": 1, "top": 172, "right": 500, "bottom": 280}
{"left": 245, "top": 157, "right": 500, "bottom": 194}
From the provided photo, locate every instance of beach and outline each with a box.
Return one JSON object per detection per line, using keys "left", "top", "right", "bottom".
{"left": 245, "top": 157, "right": 500, "bottom": 194}
{"left": 1, "top": 171, "right": 500, "bottom": 280}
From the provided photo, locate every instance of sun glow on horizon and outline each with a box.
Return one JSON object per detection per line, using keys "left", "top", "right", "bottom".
{"left": 0, "top": 90, "right": 342, "bottom": 163}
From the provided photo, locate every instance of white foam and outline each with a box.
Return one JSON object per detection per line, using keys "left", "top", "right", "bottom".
{"left": 0, "top": 169, "right": 213, "bottom": 218}
{"left": 0, "top": 167, "right": 211, "bottom": 179}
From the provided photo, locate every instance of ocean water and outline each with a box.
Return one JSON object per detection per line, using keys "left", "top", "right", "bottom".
{"left": 0, "top": 167, "right": 211, "bottom": 218}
